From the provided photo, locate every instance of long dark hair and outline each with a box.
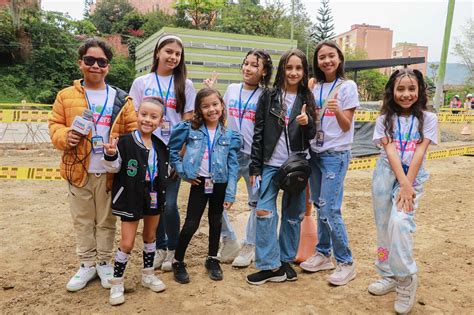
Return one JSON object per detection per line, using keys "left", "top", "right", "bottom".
{"left": 242, "top": 49, "right": 273, "bottom": 87}
{"left": 381, "top": 68, "right": 428, "bottom": 143}
{"left": 150, "top": 35, "right": 187, "bottom": 115}
{"left": 313, "top": 40, "right": 345, "bottom": 82}
{"left": 273, "top": 48, "right": 316, "bottom": 118}
{"left": 191, "top": 88, "right": 226, "bottom": 130}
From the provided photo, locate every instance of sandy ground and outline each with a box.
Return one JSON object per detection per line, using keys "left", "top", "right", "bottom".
{"left": 0, "top": 127, "right": 473, "bottom": 314}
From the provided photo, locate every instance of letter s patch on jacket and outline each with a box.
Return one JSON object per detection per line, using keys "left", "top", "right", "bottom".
{"left": 126, "top": 159, "right": 138, "bottom": 177}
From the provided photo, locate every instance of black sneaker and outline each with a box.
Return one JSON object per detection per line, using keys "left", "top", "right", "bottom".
{"left": 205, "top": 257, "right": 223, "bottom": 281}
{"left": 281, "top": 261, "right": 298, "bottom": 281}
{"left": 246, "top": 266, "right": 287, "bottom": 285}
{"left": 172, "top": 261, "right": 190, "bottom": 284}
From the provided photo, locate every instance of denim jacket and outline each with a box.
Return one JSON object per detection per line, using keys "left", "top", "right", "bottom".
{"left": 168, "top": 120, "right": 242, "bottom": 202}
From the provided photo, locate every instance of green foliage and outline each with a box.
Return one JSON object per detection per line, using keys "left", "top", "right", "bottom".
{"left": 112, "top": 10, "right": 145, "bottom": 35}
{"left": 453, "top": 19, "right": 473, "bottom": 84}
{"left": 73, "top": 19, "right": 98, "bottom": 36}
{"left": 346, "top": 70, "right": 388, "bottom": 101}
{"left": 174, "top": 0, "right": 225, "bottom": 30}
{"left": 142, "top": 11, "right": 177, "bottom": 37}
{"left": 311, "top": 0, "right": 335, "bottom": 42}
{"left": 0, "top": 9, "right": 20, "bottom": 64}
{"left": 89, "top": 0, "right": 134, "bottom": 34}
{"left": 107, "top": 56, "right": 136, "bottom": 91}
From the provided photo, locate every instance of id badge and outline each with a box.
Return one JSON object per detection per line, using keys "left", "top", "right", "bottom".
{"left": 402, "top": 163, "right": 409, "bottom": 175}
{"left": 150, "top": 191, "right": 158, "bottom": 209}
{"left": 91, "top": 135, "right": 104, "bottom": 154}
{"left": 204, "top": 177, "right": 214, "bottom": 194}
{"left": 161, "top": 120, "right": 171, "bottom": 136}
{"left": 315, "top": 130, "right": 325, "bottom": 147}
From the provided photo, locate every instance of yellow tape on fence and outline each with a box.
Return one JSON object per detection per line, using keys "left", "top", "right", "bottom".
{"left": 1, "top": 146, "right": 473, "bottom": 180}
{"left": 0, "top": 103, "right": 52, "bottom": 108}
{"left": 0, "top": 110, "right": 51, "bottom": 123}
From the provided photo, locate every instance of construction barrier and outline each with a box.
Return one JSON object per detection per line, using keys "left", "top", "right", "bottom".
{"left": 1, "top": 145, "right": 473, "bottom": 180}
{"left": 2, "top": 109, "right": 473, "bottom": 123}
{"left": 0, "top": 102, "right": 52, "bottom": 108}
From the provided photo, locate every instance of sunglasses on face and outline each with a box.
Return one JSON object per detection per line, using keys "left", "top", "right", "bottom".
{"left": 82, "top": 56, "right": 109, "bottom": 68}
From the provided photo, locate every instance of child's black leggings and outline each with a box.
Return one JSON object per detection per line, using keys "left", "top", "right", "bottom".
{"left": 174, "top": 178, "right": 227, "bottom": 262}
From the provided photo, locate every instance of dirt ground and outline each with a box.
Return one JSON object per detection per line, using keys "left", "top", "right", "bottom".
{"left": 0, "top": 124, "right": 473, "bottom": 314}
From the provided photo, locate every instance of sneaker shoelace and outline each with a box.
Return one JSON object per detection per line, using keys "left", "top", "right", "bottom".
{"left": 241, "top": 244, "right": 254, "bottom": 256}
{"left": 306, "top": 253, "right": 323, "bottom": 264}
{"left": 75, "top": 266, "right": 93, "bottom": 278}
{"left": 377, "top": 277, "right": 394, "bottom": 287}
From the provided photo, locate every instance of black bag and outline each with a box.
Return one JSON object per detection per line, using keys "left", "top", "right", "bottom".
{"left": 272, "top": 153, "right": 311, "bottom": 194}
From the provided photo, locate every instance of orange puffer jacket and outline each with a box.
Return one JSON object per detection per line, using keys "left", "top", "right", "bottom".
{"left": 49, "top": 79, "right": 137, "bottom": 190}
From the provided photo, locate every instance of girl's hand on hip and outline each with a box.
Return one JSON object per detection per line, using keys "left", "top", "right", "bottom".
{"left": 223, "top": 201, "right": 233, "bottom": 211}
{"left": 296, "top": 104, "right": 308, "bottom": 126}
{"left": 103, "top": 137, "right": 118, "bottom": 155}
{"left": 396, "top": 184, "right": 416, "bottom": 213}
{"left": 326, "top": 92, "right": 340, "bottom": 113}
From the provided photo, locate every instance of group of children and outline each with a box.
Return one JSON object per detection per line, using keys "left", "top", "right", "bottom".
{"left": 49, "top": 35, "right": 438, "bottom": 314}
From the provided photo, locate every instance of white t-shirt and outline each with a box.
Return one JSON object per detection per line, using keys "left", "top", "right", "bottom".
{"left": 265, "top": 93, "right": 297, "bottom": 167}
{"left": 134, "top": 131, "right": 158, "bottom": 182}
{"left": 224, "top": 83, "right": 262, "bottom": 155}
{"left": 86, "top": 86, "right": 117, "bottom": 173}
{"left": 198, "top": 128, "right": 217, "bottom": 177}
{"left": 310, "top": 79, "right": 360, "bottom": 153}
{"left": 373, "top": 112, "right": 438, "bottom": 166}
{"left": 129, "top": 73, "right": 196, "bottom": 144}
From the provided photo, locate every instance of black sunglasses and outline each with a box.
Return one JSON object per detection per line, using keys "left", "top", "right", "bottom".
{"left": 82, "top": 56, "right": 109, "bottom": 68}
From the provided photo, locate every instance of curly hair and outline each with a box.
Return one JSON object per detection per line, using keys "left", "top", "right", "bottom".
{"left": 242, "top": 49, "right": 273, "bottom": 87}
{"left": 150, "top": 35, "right": 188, "bottom": 115}
{"left": 191, "top": 88, "right": 226, "bottom": 130}
{"left": 78, "top": 37, "right": 113, "bottom": 62}
{"left": 381, "top": 68, "right": 428, "bottom": 143}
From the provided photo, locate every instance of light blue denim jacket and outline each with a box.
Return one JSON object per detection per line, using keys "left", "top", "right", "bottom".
{"left": 168, "top": 121, "right": 241, "bottom": 202}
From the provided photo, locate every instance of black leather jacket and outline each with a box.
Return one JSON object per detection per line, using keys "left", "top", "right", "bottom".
{"left": 250, "top": 88, "right": 316, "bottom": 176}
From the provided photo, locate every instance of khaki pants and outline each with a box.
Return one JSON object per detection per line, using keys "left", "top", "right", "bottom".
{"left": 68, "top": 173, "right": 116, "bottom": 264}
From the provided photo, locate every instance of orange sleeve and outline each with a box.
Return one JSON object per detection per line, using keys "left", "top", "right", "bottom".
{"left": 48, "top": 92, "right": 70, "bottom": 151}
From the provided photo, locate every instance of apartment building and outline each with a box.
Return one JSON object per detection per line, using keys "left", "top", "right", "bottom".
{"left": 392, "top": 42, "right": 428, "bottom": 75}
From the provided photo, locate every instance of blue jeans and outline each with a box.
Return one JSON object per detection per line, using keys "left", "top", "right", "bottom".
{"left": 372, "top": 158, "right": 428, "bottom": 277}
{"left": 255, "top": 165, "right": 306, "bottom": 270}
{"left": 156, "top": 178, "right": 181, "bottom": 250}
{"left": 221, "top": 152, "right": 258, "bottom": 245}
{"left": 309, "top": 150, "right": 353, "bottom": 264}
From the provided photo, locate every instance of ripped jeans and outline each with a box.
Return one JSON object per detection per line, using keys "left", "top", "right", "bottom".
{"left": 309, "top": 150, "right": 353, "bottom": 264}
{"left": 372, "top": 158, "right": 428, "bottom": 277}
{"left": 254, "top": 165, "right": 306, "bottom": 270}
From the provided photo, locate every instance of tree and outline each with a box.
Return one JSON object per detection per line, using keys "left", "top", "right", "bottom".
{"left": 311, "top": 0, "right": 335, "bottom": 42}
{"left": 174, "top": 0, "right": 225, "bottom": 30}
{"left": 107, "top": 56, "right": 136, "bottom": 91}
{"left": 141, "top": 10, "right": 177, "bottom": 37}
{"left": 89, "top": 0, "right": 134, "bottom": 34}
{"left": 0, "top": 9, "right": 21, "bottom": 64}
{"left": 452, "top": 19, "right": 473, "bottom": 84}
{"left": 112, "top": 10, "right": 145, "bottom": 35}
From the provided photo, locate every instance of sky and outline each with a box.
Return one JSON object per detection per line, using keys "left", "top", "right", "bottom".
{"left": 41, "top": 0, "right": 473, "bottom": 63}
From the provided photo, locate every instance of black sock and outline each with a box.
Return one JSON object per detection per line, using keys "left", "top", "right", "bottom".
{"left": 143, "top": 241, "right": 156, "bottom": 269}
{"left": 113, "top": 248, "right": 129, "bottom": 278}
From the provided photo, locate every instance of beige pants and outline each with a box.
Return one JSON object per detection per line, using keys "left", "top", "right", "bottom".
{"left": 68, "top": 173, "right": 116, "bottom": 264}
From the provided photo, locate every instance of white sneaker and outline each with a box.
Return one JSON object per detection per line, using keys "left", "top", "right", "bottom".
{"left": 96, "top": 262, "right": 113, "bottom": 289}
{"left": 66, "top": 264, "right": 97, "bottom": 292}
{"left": 153, "top": 249, "right": 167, "bottom": 270}
{"left": 142, "top": 268, "right": 166, "bottom": 292}
{"left": 232, "top": 244, "right": 255, "bottom": 268}
{"left": 299, "top": 252, "right": 335, "bottom": 272}
{"left": 368, "top": 277, "right": 397, "bottom": 296}
{"left": 217, "top": 239, "right": 241, "bottom": 263}
{"left": 327, "top": 263, "right": 356, "bottom": 286}
{"left": 109, "top": 277, "right": 125, "bottom": 306}
{"left": 394, "top": 274, "right": 418, "bottom": 314}
{"left": 161, "top": 250, "right": 175, "bottom": 272}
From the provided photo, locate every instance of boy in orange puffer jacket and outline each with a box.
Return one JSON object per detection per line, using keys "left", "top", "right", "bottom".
{"left": 48, "top": 38, "right": 137, "bottom": 292}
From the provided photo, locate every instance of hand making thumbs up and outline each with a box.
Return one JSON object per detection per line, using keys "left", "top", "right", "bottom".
{"left": 326, "top": 92, "right": 340, "bottom": 113}
{"left": 103, "top": 137, "right": 118, "bottom": 156}
{"left": 296, "top": 104, "right": 309, "bottom": 126}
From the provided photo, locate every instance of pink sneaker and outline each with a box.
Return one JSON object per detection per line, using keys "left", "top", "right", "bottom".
{"left": 299, "top": 252, "right": 335, "bottom": 272}
{"left": 327, "top": 263, "right": 356, "bottom": 286}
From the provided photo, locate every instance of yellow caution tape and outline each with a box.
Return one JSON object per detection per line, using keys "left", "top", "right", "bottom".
{"left": 0, "top": 110, "right": 51, "bottom": 123}
{"left": 2, "top": 109, "right": 473, "bottom": 123}
{"left": 1, "top": 146, "right": 473, "bottom": 180}
{"left": 0, "top": 103, "right": 52, "bottom": 108}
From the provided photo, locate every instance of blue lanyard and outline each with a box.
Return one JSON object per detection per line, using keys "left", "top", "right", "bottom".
{"left": 135, "top": 130, "right": 157, "bottom": 189}
{"left": 397, "top": 115, "right": 414, "bottom": 162}
{"left": 155, "top": 73, "right": 173, "bottom": 117}
{"left": 204, "top": 124, "right": 219, "bottom": 173}
{"left": 84, "top": 84, "right": 109, "bottom": 133}
{"left": 318, "top": 78, "right": 338, "bottom": 124}
{"left": 238, "top": 84, "right": 258, "bottom": 130}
